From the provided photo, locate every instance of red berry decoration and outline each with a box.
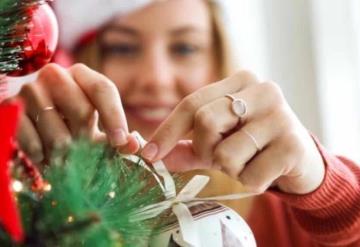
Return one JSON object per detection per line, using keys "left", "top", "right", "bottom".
{"left": 7, "top": 3, "right": 58, "bottom": 77}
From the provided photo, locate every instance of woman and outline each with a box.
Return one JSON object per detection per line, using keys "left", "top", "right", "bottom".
{"left": 15, "top": 0, "right": 360, "bottom": 246}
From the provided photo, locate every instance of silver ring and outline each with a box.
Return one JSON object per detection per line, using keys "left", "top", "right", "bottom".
{"left": 242, "top": 129, "right": 261, "bottom": 152}
{"left": 225, "top": 94, "right": 247, "bottom": 118}
{"left": 36, "top": 106, "right": 55, "bottom": 122}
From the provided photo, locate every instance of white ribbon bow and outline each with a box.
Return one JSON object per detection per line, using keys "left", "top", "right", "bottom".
{"left": 123, "top": 132, "right": 258, "bottom": 247}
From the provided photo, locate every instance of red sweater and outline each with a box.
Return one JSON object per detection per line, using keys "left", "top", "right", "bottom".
{"left": 247, "top": 142, "right": 360, "bottom": 246}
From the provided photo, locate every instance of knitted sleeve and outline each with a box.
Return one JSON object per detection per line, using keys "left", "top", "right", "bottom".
{"left": 275, "top": 140, "right": 360, "bottom": 246}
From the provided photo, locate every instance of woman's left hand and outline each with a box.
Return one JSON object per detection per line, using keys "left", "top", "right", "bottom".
{"left": 141, "top": 71, "right": 325, "bottom": 195}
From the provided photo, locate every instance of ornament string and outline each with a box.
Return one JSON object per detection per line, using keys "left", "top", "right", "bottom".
{"left": 124, "top": 132, "right": 260, "bottom": 247}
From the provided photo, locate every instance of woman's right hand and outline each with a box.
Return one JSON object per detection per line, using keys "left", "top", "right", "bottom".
{"left": 14, "top": 63, "right": 138, "bottom": 163}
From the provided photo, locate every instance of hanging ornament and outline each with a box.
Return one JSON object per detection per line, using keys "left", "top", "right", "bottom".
{"left": 0, "top": 2, "right": 58, "bottom": 77}
{"left": 150, "top": 202, "right": 256, "bottom": 247}
{"left": 129, "top": 133, "right": 257, "bottom": 247}
{"left": 8, "top": 3, "right": 58, "bottom": 76}
{"left": 0, "top": 100, "right": 24, "bottom": 242}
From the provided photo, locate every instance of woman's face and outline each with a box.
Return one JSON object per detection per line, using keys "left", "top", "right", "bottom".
{"left": 101, "top": 0, "right": 219, "bottom": 139}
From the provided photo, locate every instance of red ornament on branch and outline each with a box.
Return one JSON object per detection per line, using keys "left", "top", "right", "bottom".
{"left": 0, "top": 101, "right": 24, "bottom": 242}
{"left": 7, "top": 3, "right": 58, "bottom": 77}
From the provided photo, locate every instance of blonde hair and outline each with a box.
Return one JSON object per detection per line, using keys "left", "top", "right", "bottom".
{"left": 207, "top": 0, "right": 236, "bottom": 77}
{"left": 74, "top": 0, "right": 236, "bottom": 79}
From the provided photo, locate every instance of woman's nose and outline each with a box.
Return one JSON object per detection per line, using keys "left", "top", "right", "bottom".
{"left": 136, "top": 47, "right": 175, "bottom": 88}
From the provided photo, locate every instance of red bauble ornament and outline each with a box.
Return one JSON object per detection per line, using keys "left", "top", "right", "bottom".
{"left": 7, "top": 4, "right": 58, "bottom": 77}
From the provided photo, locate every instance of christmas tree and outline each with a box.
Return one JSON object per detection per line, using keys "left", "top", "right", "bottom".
{"left": 3, "top": 140, "right": 165, "bottom": 247}
{"left": 0, "top": 102, "right": 167, "bottom": 247}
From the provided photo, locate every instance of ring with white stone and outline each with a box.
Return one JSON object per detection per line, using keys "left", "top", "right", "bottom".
{"left": 225, "top": 94, "right": 247, "bottom": 118}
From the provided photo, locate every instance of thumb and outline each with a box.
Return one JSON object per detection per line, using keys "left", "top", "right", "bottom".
{"left": 162, "top": 140, "right": 212, "bottom": 172}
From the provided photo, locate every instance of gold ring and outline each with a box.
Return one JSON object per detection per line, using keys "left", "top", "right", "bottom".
{"left": 36, "top": 106, "right": 55, "bottom": 123}
{"left": 242, "top": 129, "right": 261, "bottom": 152}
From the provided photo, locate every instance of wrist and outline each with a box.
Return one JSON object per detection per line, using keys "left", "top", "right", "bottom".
{"left": 278, "top": 149, "right": 325, "bottom": 195}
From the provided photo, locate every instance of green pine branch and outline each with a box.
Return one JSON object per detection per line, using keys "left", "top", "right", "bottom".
{"left": 0, "top": 139, "right": 166, "bottom": 247}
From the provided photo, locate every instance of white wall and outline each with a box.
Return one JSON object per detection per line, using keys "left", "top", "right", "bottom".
{"left": 222, "top": 0, "right": 269, "bottom": 78}
{"left": 262, "top": 0, "right": 322, "bottom": 136}
{"left": 225, "top": 0, "right": 321, "bottom": 136}
{"left": 310, "top": 0, "right": 360, "bottom": 161}
{"left": 227, "top": 0, "right": 360, "bottom": 161}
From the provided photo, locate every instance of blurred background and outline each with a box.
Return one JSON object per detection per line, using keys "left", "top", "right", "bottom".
{"left": 8, "top": 0, "right": 360, "bottom": 162}
{"left": 223, "top": 0, "right": 360, "bottom": 162}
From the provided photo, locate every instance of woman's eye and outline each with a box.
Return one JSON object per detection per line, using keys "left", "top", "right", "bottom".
{"left": 171, "top": 43, "right": 199, "bottom": 56}
{"left": 101, "top": 43, "right": 140, "bottom": 57}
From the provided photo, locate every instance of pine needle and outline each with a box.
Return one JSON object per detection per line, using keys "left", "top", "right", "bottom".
{"left": 1, "top": 139, "right": 166, "bottom": 247}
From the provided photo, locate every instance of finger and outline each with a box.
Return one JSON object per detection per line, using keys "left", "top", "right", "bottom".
{"left": 19, "top": 83, "right": 72, "bottom": 159}
{"left": 70, "top": 64, "right": 130, "bottom": 147}
{"left": 242, "top": 131, "right": 324, "bottom": 195}
{"left": 86, "top": 110, "right": 107, "bottom": 142}
{"left": 192, "top": 83, "right": 280, "bottom": 161}
{"left": 93, "top": 131, "right": 107, "bottom": 143}
{"left": 142, "top": 70, "right": 260, "bottom": 161}
{"left": 91, "top": 130, "right": 139, "bottom": 154}
{"left": 117, "top": 133, "right": 140, "bottom": 154}
{"left": 237, "top": 143, "right": 289, "bottom": 194}
{"left": 17, "top": 111, "right": 44, "bottom": 163}
{"left": 38, "top": 64, "right": 95, "bottom": 136}
{"left": 90, "top": 111, "right": 137, "bottom": 154}
{"left": 162, "top": 140, "right": 212, "bottom": 172}
{"left": 212, "top": 117, "right": 278, "bottom": 178}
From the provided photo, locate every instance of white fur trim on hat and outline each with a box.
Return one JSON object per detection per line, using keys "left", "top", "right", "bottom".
{"left": 53, "top": 0, "right": 153, "bottom": 51}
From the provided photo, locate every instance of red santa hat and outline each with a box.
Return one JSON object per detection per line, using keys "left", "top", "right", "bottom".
{"left": 52, "top": 0, "right": 235, "bottom": 52}
{"left": 52, "top": 0, "right": 154, "bottom": 51}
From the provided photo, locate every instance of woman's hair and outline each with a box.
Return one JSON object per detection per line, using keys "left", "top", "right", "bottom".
{"left": 73, "top": 0, "right": 236, "bottom": 79}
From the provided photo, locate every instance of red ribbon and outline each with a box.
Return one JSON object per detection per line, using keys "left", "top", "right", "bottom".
{"left": 0, "top": 101, "right": 24, "bottom": 242}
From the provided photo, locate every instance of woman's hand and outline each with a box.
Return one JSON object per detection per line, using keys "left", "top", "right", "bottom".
{"left": 14, "top": 63, "right": 138, "bottom": 163}
{"left": 141, "top": 71, "right": 325, "bottom": 195}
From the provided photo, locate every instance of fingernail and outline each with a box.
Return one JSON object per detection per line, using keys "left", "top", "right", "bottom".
{"left": 141, "top": 142, "right": 159, "bottom": 161}
{"left": 109, "top": 129, "right": 128, "bottom": 146}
